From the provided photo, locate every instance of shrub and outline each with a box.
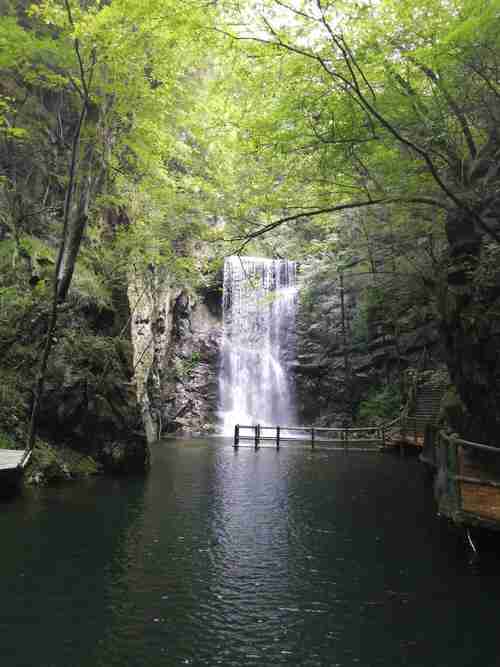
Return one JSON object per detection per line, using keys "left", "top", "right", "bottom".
{"left": 356, "top": 384, "right": 401, "bottom": 424}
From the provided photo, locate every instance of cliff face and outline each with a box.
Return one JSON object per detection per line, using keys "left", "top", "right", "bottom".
{"left": 161, "top": 288, "right": 221, "bottom": 435}
{"left": 31, "top": 280, "right": 150, "bottom": 478}
{"left": 441, "top": 205, "right": 500, "bottom": 443}
{"left": 128, "top": 269, "right": 222, "bottom": 440}
{"left": 128, "top": 266, "right": 175, "bottom": 443}
{"left": 293, "top": 269, "right": 445, "bottom": 426}
{"left": 129, "top": 261, "right": 445, "bottom": 436}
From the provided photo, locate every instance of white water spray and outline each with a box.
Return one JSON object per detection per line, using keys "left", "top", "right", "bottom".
{"left": 219, "top": 256, "right": 298, "bottom": 434}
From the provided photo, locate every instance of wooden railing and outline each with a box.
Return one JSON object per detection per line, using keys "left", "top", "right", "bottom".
{"left": 402, "top": 348, "right": 428, "bottom": 418}
{"left": 426, "top": 429, "right": 500, "bottom": 527}
{"left": 234, "top": 423, "right": 389, "bottom": 451}
{"left": 18, "top": 448, "right": 32, "bottom": 470}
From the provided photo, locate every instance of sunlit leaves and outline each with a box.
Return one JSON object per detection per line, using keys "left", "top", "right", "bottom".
{"left": 207, "top": 0, "right": 500, "bottom": 261}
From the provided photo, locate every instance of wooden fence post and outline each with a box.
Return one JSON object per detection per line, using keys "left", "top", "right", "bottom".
{"left": 430, "top": 426, "right": 437, "bottom": 467}
{"left": 276, "top": 426, "right": 280, "bottom": 450}
{"left": 449, "top": 434, "right": 461, "bottom": 513}
{"left": 234, "top": 424, "right": 239, "bottom": 449}
{"left": 255, "top": 424, "right": 260, "bottom": 450}
{"left": 311, "top": 428, "right": 315, "bottom": 449}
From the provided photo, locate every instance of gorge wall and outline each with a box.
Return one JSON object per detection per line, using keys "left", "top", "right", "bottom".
{"left": 129, "top": 266, "right": 221, "bottom": 440}
{"left": 5, "top": 264, "right": 151, "bottom": 483}
{"left": 293, "top": 263, "right": 446, "bottom": 427}
{"left": 129, "top": 229, "right": 500, "bottom": 445}
{"left": 441, "top": 200, "right": 500, "bottom": 443}
{"left": 129, "top": 257, "right": 448, "bottom": 438}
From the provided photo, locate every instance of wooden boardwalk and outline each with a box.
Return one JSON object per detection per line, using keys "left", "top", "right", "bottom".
{"left": 0, "top": 449, "right": 30, "bottom": 471}
{"left": 423, "top": 431, "right": 500, "bottom": 531}
{"left": 0, "top": 449, "right": 31, "bottom": 493}
{"left": 234, "top": 424, "right": 387, "bottom": 451}
{"left": 459, "top": 448, "right": 500, "bottom": 525}
{"left": 384, "top": 379, "right": 447, "bottom": 453}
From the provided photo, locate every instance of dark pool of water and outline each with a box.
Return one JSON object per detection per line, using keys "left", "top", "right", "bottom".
{"left": 1, "top": 439, "right": 500, "bottom": 667}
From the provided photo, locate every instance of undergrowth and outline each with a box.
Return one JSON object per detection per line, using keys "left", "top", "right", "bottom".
{"left": 356, "top": 384, "right": 401, "bottom": 425}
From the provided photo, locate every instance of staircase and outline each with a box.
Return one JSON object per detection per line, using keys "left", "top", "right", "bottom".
{"left": 389, "top": 372, "right": 448, "bottom": 450}
{"left": 411, "top": 380, "right": 447, "bottom": 432}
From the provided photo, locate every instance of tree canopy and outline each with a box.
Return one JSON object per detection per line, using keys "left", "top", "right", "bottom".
{"left": 3, "top": 0, "right": 500, "bottom": 267}
{"left": 211, "top": 0, "right": 500, "bottom": 251}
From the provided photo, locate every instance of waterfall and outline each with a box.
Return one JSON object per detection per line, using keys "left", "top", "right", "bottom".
{"left": 219, "top": 255, "right": 298, "bottom": 434}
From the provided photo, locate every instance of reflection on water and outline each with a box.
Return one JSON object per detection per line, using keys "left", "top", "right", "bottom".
{"left": 1, "top": 439, "right": 500, "bottom": 667}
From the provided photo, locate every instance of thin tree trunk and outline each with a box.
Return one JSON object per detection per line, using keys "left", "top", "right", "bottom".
{"left": 26, "top": 1, "right": 94, "bottom": 451}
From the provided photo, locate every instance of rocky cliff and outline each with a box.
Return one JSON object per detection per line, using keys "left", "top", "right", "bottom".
{"left": 129, "top": 267, "right": 222, "bottom": 440}
{"left": 0, "top": 267, "right": 150, "bottom": 483}
{"left": 441, "top": 201, "right": 500, "bottom": 443}
{"left": 293, "top": 265, "right": 445, "bottom": 426}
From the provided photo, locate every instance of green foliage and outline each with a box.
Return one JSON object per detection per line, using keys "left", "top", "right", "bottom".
{"left": 0, "top": 0, "right": 498, "bottom": 453}
{"left": 0, "top": 368, "right": 29, "bottom": 431}
{"left": 207, "top": 0, "right": 500, "bottom": 263}
{"left": 0, "top": 0, "right": 225, "bottom": 300}
{"left": 175, "top": 350, "right": 202, "bottom": 380}
{"left": 350, "top": 304, "right": 370, "bottom": 347}
{"left": 70, "top": 262, "right": 113, "bottom": 312}
{"left": 357, "top": 384, "right": 401, "bottom": 425}
{"left": 29, "top": 439, "right": 100, "bottom": 484}
{"left": 58, "top": 332, "right": 126, "bottom": 382}
{"left": 0, "top": 431, "right": 16, "bottom": 450}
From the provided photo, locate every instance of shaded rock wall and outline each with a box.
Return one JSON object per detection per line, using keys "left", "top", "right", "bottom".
{"left": 36, "top": 288, "right": 149, "bottom": 474}
{"left": 293, "top": 272, "right": 444, "bottom": 426}
{"left": 441, "top": 206, "right": 500, "bottom": 443}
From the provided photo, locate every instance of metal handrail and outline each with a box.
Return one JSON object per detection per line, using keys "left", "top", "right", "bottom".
{"left": 234, "top": 421, "right": 386, "bottom": 452}
{"left": 235, "top": 410, "right": 418, "bottom": 452}
{"left": 237, "top": 424, "right": 383, "bottom": 434}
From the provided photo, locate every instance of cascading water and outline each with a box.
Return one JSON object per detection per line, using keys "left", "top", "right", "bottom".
{"left": 219, "top": 256, "right": 298, "bottom": 434}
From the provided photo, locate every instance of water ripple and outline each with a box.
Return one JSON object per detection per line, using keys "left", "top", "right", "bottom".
{"left": 2, "top": 440, "right": 500, "bottom": 667}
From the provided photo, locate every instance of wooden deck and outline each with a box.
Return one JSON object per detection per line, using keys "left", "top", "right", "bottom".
{"left": 234, "top": 424, "right": 385, "bottom": 451}
{"left": 425, "top": 431, "right": 500, "bottom": 532}
{"left": 0, "top": 449, "right": 31, "bottom": 494}
{"left": 384, "top": 429, "right": 424, "bottom": 452}
{"left": 0, "top": 449, "right": 30, "bottom": 471}
{"left": 459, "top": 449, "right": 500, "bottom": 524}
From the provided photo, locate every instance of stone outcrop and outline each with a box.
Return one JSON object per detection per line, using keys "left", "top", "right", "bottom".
{"left": 128, "top": 268, "right": 222, "bottom": 440}
{"left": 128, "top": 265, "right": 176, "bottom": 442}
{"left": 293, "top": 270, "right": 444, "bottom": 426}
{"left": 161, "top": 289, "right": 221, "bottom": 434}
{"left": 36, "top": 291, "right": 150, "bottom": 474}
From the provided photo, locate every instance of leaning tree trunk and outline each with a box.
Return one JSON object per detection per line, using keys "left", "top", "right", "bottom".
{"left": 26, "top": 2, "right": 97, "bottom": 452}
{"left": 56, "top": 158, "right": 94, "bottom": 302}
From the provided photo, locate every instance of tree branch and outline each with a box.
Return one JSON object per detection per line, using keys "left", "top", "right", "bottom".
{"left": 226, "top": 196, "right": 449, "bottom": 254}
{"left": 413, "top": 60, "right": 477, "bottom": 160}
